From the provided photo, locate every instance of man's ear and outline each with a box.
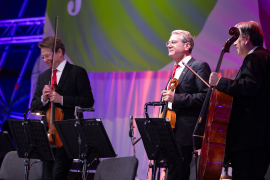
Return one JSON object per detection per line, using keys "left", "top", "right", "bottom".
{"left": 57, "top": 48, "right": 63, "bottom": 56}
{"left": 244, "top": 34, "right": 251, "bottom": 45}
{"left": 185, "top": 42, "right": 191, "bottom": 51}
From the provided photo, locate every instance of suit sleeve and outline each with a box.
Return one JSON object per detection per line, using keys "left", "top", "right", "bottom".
{"left": 62, "top": 68, "right": 94, "bottom": 108}
{"left": 172, "top": 62, "right": 211, "bottom": 108}
{"left": 216, "top": 54, "right": 267, "bottom": 98}
{"left": 31, "top": 74, "right": 47, "bottom": 111}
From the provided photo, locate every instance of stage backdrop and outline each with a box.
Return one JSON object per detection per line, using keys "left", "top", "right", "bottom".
{"left": 29, "top": 0, "right": 270, "bottom": 179}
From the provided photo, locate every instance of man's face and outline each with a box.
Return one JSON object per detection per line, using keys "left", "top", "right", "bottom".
{"left": 41, "top": 48, "right": 62, "bottom": 69}
{"left": 167, "top": 34, "right": 187, "bottom": 59}
{"left": 41, "top": 48, "right": 53, "bottom": 68}
{"left": 233, "top": 34, "right": 248, "bottom": 58}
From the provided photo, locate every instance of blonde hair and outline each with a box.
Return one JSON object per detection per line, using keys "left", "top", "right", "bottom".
{"left": 171, "top": 30, "right": 194, "bottom": 53}
{"left": 38, "top": 36, "right": 66, "bottom": 55}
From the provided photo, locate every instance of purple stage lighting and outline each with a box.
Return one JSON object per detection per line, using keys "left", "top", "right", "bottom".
{"left": 0, "top": 35, "right": 44, "bottom": 45}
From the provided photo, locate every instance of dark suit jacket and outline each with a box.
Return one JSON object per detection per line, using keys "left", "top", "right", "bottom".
{"left": 31, "top": 61, "right": 94, "bottom": 123}
{"left": 216, "top": 47, "right": 270, "bottom": 152}
{"left": 169, "top": 58, "right": 211, "bottom": 147}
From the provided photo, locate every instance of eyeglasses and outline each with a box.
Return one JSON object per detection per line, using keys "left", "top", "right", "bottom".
{"left": 41, "top": 53, "right": 53, "bottom": 60}
{"left": 166, "top": 40, "right": 178, "bottom": 47}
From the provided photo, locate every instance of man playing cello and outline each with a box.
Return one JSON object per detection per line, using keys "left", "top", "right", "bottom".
{"left": 210, "top": 21, "right": 270, "bottom": 180}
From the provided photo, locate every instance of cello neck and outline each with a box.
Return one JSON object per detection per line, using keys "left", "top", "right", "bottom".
{"left": 214, "top": 50, "right": 226, "bottom": 73}
{"left": 196, "top": 27, "right": 240, "bottom": 123}
{"left": 215, "top": 27, "right": 240, "bottom": 73}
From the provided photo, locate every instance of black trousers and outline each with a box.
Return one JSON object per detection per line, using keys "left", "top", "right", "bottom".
{"left": 43, "top": 147, "right": 73, "bottom": 180}
{"left": 231, "top": 147, "right": 270, "bottom": 180}
{"left": 166, "top": 145, "right": 193, "bottom": 180}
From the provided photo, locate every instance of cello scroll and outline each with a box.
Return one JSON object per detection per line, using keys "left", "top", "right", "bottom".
{"left": 223, "top": 27, "right": 240, "bottom": 53}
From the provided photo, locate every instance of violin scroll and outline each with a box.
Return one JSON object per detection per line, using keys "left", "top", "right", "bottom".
{"left": 169, "top": 78, "right": 179, "bottom": 92}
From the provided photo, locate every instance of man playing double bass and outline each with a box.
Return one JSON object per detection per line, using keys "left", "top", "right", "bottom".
{"left": 31, "top": 36, "right": 95, "bottom": 180}
{"left": 162, "top": 30, "right": 211, "bottom": 180}
{"left": 210, "top": 21, "right": 270, "bottom": 180}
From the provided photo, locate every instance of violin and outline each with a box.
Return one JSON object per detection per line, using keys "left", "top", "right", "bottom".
{"left": 46, "top": 83, "right": 64, "bottom": 147}
{"left": 160, "top": 78, "right": 179, "bottom": 129}
{"left": 46, "top": 16, "right": 64, "bottom": 148}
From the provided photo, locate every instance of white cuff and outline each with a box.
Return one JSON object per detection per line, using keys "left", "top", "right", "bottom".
{"left": 216, "top": 77, "right": 222, "bottom": 86}
{"left": 41, "top": 95, "right": 49, "bottom": 106}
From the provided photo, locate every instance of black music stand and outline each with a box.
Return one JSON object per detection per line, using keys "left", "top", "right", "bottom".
{"left": 8, "top": 119, "right": 54, "bottom": 180}
{"left": 54, "top": 118, "right": 117, "bottom": 179}
{"left": 135, "top": 118, "right": 183, "bottom": 180}
{"left": 0, "top": 131, "right": 16, "bottom": 167}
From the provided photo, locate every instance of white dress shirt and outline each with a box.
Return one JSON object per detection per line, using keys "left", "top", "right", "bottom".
{"left": 248, "top": 46, "right": 259, "bottom": 55}
{"left": 168, "top": 56, "right": 192, "bottom": 109}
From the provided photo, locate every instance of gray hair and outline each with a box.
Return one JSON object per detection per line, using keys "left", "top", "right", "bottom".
{"left": 235, "top": 21, "right": 264, "bottom": 46}
{"left": 171, "top": 30, "right": 194, "bottom": 53}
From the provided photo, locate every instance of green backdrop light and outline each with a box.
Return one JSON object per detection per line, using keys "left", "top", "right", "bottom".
{"left": 46, "top": 0, "right": 217, "bottom": 72}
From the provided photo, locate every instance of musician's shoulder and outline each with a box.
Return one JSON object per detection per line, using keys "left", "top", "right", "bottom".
{"left": 191, "top": 58, "right": 210, "bottom": 67}
{"left": 68, "top": 64, "right": 88, "bottom": 76}
{"left": 69, "top": 63, "right": 85, "bottom": 70}
{"left": 39, "top": 68, "right": 51, "bottom": 77}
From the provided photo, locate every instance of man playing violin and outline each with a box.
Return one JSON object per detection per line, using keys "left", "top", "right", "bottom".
{"left": 210, "top": 21, "right": 270, "bottom": 180}
{"left": 31, "top": 36, "right": 94, "bottom": 180}
{"left": 162, "top": 30, "right": 211, "bottom": 180}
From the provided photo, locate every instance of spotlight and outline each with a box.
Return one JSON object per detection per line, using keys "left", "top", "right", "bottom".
{"left": 24, "top": 108, "right": 45, "bottom": 122}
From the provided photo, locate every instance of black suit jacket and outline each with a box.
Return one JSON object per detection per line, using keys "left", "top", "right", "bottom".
{"left": 216, "top": 47, "right": 270, "bottom": 152}
{"left": 31, "top": 61, "right": 94, "bottom": 123}
{"left": 169, "top": 58, "right": 211, "bottom": 147}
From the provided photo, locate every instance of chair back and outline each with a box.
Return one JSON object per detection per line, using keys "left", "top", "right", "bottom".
{"left": 94, "top": 156, "right": 138, "bottom": 180}
{"left": 0, "top": 151, "right": 42, "bottom": 180}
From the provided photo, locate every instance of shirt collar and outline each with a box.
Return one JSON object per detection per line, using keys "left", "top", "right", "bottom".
{"left": 175, "top": 55, "right": 192, "bottom": 68}
{"left": 54, "top": 60, "right": 67, "bottom": 72}
{"left": 248, "top": 46, "right": 259, "bottom": 55}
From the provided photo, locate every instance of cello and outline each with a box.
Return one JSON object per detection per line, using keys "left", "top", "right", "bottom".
{"left": 46, "top": 16, "right": 64, "bottom": 148}
{"left": 195, "top": 27, "right": 240, "bottom": 180}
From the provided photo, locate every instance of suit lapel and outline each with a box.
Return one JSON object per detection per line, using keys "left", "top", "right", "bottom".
{"left": 235, "top": 69, "right": 241, "bottom": 79}
{"left": 57, "top": 61, "right": 72, "bottom": 90}
{"left": 177, "top": 58, "right": 195, "bottom": 85}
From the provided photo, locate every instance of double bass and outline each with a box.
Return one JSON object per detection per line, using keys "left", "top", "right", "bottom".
{"left": 194, "top": 27, "right": 240, "bottom": 180}
{"left": 46, "top": 16, "right": 64, "bottom": 148}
